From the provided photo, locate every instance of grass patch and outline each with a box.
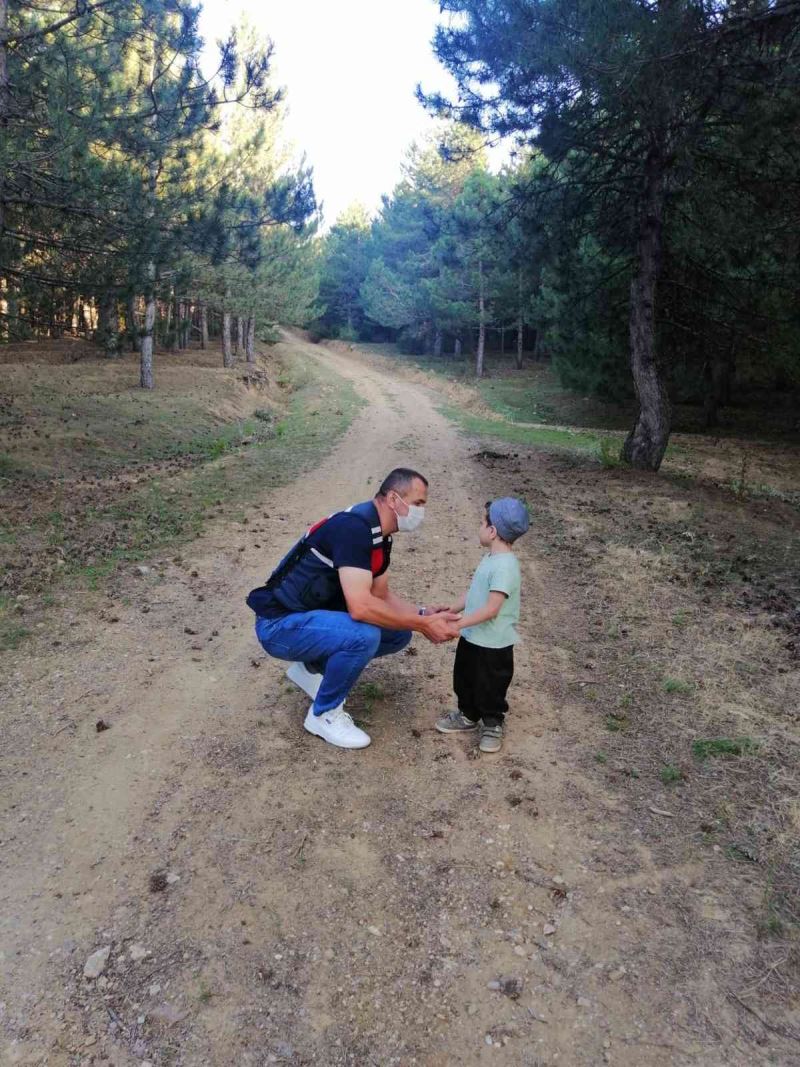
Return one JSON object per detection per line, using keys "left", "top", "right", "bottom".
{"left": 440, "top": 404, "right": 603, "bottom": 455}
{"left": 0, "top": 345, "right": 364, "bottom": 621}
{"left": 660, "top": 764, "right": 683, "bottom": 785}
{"left": 691, "top": 736, "right": 760, "bottom": 761}
{"left": 663, "top": 676, "right": 693, "bottom": 694}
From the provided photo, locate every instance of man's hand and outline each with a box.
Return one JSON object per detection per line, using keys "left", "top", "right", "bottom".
{"left": 421, "top": 612, "right": 461, "bottom": 644}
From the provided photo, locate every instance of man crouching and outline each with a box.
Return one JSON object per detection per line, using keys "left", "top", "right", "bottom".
{"left": 247, "top": 468, "right": 460, "bottom": 749}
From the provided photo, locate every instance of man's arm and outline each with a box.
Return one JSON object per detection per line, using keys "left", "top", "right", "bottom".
{"left": 340, "top": 568, "right": 459, "bottom": 644}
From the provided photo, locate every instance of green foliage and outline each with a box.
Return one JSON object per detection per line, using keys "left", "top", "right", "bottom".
{"left": 660, "top": 764, "right": 683, "bottom": 785}
{"left": 692, "top": 737, "right": 760, "bottom": 761}
{"left": 663, "top": 677, "right": 692, "bottom": 695}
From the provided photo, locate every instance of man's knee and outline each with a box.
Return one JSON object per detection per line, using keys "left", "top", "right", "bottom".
{"left": 348, "top": 622, "right": 382, "bottom": 658}
{"left": 381, "top": 628, "right": 413, "bottom": 655}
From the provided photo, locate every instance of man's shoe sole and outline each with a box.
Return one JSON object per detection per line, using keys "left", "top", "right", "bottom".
{"left": 435, "top": 721, "right": 479, "bottom": 734}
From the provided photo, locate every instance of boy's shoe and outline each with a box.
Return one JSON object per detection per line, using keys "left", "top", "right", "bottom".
{"left": 435, "top": 709, "right": 479, "bottom": 734}
{"left": 479, "top": 723, "right": 504, "bottom": 753}
{"left": 286, "top": 661, "right": 323, "bottom": 700}
{"left": 304, "top": 704, "right": 370, "bottom": 749}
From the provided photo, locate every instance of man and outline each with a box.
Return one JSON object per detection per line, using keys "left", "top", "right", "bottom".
{"left": 247, "top": 468, "right": 460, "bottom": 749}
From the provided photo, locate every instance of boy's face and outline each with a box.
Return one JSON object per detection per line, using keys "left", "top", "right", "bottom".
{"left": 479, "top": 509, "right": 496, "bottom": 548}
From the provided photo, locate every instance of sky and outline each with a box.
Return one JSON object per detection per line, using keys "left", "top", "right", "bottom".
{"left": 198, "top": 0, "right": 459, "bottom": 228}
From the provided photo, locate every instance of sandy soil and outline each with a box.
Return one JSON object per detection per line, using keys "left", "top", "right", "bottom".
{"left": 1, "top": 335, "right": 797, "bottom": 1067}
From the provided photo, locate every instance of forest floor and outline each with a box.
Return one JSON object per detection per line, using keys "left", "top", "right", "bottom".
{"left": 1, "top": 332, "right": 798, "bottom": 1066}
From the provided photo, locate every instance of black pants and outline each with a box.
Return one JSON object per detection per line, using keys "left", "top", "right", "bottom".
{"left": 453, "top": 637, "right": 514, "bottom": 728}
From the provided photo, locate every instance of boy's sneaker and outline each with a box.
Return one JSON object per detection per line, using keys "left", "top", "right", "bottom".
{"left": 304, "top": 704, "right": 371, "bottom": 749}
{"left": 479, "top": 723, "right": 504, "bottom": 753}
{"left": 286, "top": 661, "right": 323, "bottom": 700}
{"left": 435, "top": 709, "right": 479, "bottom": 734}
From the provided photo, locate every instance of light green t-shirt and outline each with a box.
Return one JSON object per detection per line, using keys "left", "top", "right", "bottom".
{"left": 461, "top": 551, "right": 521, "bottom": 649}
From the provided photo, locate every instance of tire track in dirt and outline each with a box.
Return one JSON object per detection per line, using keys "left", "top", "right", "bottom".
{"left": 1, "top": 335, "right": 785, "bottom": 1065}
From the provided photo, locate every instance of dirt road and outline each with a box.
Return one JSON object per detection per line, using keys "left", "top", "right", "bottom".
{"left": 1, "top": 336, "right": 795, "bottom": 1066}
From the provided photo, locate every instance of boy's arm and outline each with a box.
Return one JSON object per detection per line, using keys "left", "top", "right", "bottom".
{"left": 457, "top": 590, "right": 507, "bottom": 631}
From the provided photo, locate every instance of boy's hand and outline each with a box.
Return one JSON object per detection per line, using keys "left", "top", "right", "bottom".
{"left": 422, "top": 612, "right": 461, "bottom": 644}
{"left": 423, "top": 603, "right": 454, "bottom": 616}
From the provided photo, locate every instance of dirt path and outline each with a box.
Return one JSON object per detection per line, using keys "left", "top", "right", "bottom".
{"left": 1, "top": 336, "right": 794, "bottom": 1066}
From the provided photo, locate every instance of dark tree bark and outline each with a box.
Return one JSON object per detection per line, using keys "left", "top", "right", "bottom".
{"left": 622, "top": 145, "right": 671, "bottom": 470}
{"left": 127, "top": 294, "right": 139, "bottom": 351}
{"left": 98, "top": 291, "right": 120, "bottom": 357}
{"left": 703, "top": 334, "right": 736, "bottom": 428}
{"left": 433, "top": 327, "right": 443, "bottom": 358}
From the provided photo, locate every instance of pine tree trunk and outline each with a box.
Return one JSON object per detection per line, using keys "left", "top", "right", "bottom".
{"left": 500, "top": 327, "right": 505, "bottom": 356}
{"left": 236, "top": 316, "right": 243, "bottom": 355}
{"left": 140, "top": 285, "right": 156, "bottom": 389}
{"left": 0, "top": 0, "right": 7, "bottom": 248}
{"left": 516, "top": 267, "right": 524, "bottom": 369}
{"left": 246, "top": 315, "right": 255, "bottom": 363}
{"left": 704, "top": 335, "right": 736, "bottom": 429}
{"left": 433, "top": 328, "right": 443, "bottom": 358}
{"left": 98, "top": 292, "right": 120, "bottom": 357}
{"left": 622, "top": 145, "right": 670, "bottom": 470}
{"left": 476, "top": 258, "right": 486, "bottom": 378}
{"left": 200, "top": 303, "right": 208, "bottom": 349}
{"left": 126, "top": 295, "right": 137, "bottom": 351}
{"left": 223, "top": 310, "right": 234, "bottom": 367}
{"left": 454, "top": 334, "right": 462, "bottom": 359}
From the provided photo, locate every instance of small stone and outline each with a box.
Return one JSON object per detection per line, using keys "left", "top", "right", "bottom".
{"left": 149, "top": 984, "right": 162, "bottom": 996}
{"left": 576, "top": 995, "right": 591, "bottom": 1008}
{"left": 467, "top": 1004, "right": 478, "bottom": 1016}
{"left": 487, "top": 980, "right": 502, "bottom": 991}
{"left": 608, "top": 966, "right": 627, "bottom": 981}
{"left": 149, "top": 1002, "right": 188, "bottom": 1027}
{"left": 166, "top": 873, "right": 180, "bottom": 885}
{"left": 83, "top": 946, "right": 111, "bottom": 979}
{"left": 324, "top": 949, "right": 335, "bottom": 960}
{"left": 513, "top": 945, "right": 527, "bottom": 957}
{"left": 485, "top": 1035, "right": 493, "bottom": 1046}
{"left": 543, "top": 923, "right": 556, "bottom": 936}
{"left": 367, "top": 926, "right": 382, "bottom": 937}
{"left": 135, "top": 566, "right": 151, "bottom": 577}
{"left": 129, "top": 943, "right": 149, "bottom": 962}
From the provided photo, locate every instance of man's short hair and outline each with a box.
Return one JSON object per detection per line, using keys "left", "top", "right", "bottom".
{"left": 377, "top": 468, "right": 429, "bottom": 497}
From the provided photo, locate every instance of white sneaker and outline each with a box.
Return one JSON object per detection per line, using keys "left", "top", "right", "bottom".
{"left": 286, "top": 661, "right": 322, "bottom": 700}
{"left": 304, "top": 704, "right": 371, "bottom": 749}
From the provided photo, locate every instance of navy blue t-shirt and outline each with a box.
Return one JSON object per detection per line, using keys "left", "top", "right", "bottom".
{"left": 248, "top": 501, "right": 392, "bottom": 619}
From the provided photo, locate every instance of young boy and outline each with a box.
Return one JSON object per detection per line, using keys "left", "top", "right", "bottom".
{"left": 435, "top": 497, "right": 529, "bottom": 753}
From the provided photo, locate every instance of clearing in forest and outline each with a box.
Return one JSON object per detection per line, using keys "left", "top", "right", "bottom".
{"left": 1, "top": 333, "right": 798, "bottom": 1066}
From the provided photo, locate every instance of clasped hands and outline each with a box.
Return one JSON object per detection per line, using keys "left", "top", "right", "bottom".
{"left": 419, "top": 602, "right": 461, "bottom": 644}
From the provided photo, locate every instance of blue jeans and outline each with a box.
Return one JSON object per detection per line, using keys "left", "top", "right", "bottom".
{"left": 255, "top": 610, "right": 412, "bottom": 714}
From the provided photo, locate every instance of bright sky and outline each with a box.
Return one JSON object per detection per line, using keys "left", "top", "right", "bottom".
{"left": 199, "top": 0, "right": 458, "bottom": 228}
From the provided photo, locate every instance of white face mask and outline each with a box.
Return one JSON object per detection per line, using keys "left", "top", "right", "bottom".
{"left": 395, "top": 502, "right": 425, "bottom": 532}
